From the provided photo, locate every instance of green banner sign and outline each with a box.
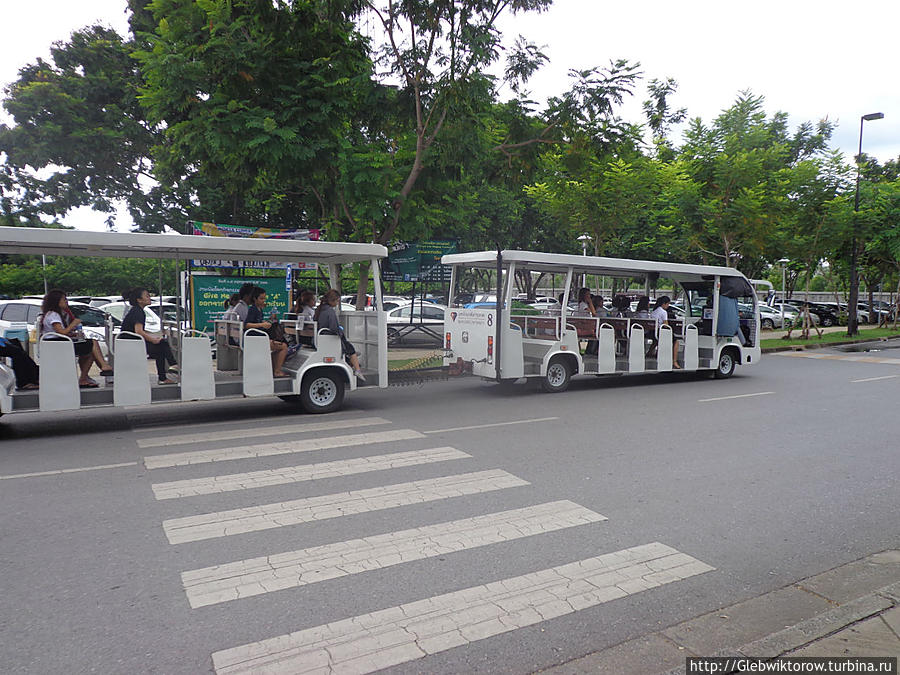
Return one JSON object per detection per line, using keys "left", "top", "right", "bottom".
{"left": 381, "top": 240, "right": 457, "bottom": 282}
{"left": 189, "top": 274, "right": 289, "bottom": 333}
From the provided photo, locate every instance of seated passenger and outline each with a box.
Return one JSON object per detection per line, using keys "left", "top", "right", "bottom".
{"left": 651, "top": 295, "right": 681, "bottom": 369}
{"left": 40, "top": 289, "right": 113, "bottom": 388}
{"left": 612, "top": 294, "right": 632, "bottom": 317}
{"left": 222, "top": 293, "right": 240, "bottom": 318}
{"left": 0, "top": 336, "right": 39, "bottom": 390}
{"left": 592, "top": 295, "right": 609, "bottom": 318}
{"left": 244, "top": 286, "right": 288, "bottom": 377}
{"left": 296, "top": 290, "right": 316, "bottom": 346}
{"left": 633, "top": 296, "right": 651, "bottom": 318}
{"left": 121, "top": 288, "right": 178, "bottom": 385}
{"left": 575, "top": 288, "right": 597, "bottom": 316}
{"left": 314, "top": 289, "right": 365, "bottom": 381}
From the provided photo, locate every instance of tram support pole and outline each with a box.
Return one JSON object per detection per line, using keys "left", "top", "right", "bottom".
{"left": 495, "top": 249, "right": 502, "bottom": 382}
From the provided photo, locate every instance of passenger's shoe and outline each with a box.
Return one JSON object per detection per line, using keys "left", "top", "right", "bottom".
{"left": 354, "top": 370, "right": 366, "bottom": 382}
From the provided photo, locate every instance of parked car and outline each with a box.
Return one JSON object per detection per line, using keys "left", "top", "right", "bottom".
{"left": 21, "top": 294, "right": 93, "bottom": 305}
{"left": 100, "top": 302, "right": 162, "bottom": 333}
{"left": 857, "top": 302, "right": 894, "bottom": 323}
{"left": 89, "top": 295, "right": 122, "bottom": 308}
{"left": 385, "top": 302, "right": 447, "bottom": 341}
{"left": 757, "top": 304, "right": 783, "bottom": 329}
{"left": 0, "top": 298, "right": 115, "bottom": 356}
{"left": 773, "top": 303, "right": 816, "bottom": 327}
{"left": 339, "top": 294, "right": 408, "bottom": 309}
{"left": 528, "top": 296, "right": 561, "bottom": 311}
{"left": 785, "top": 300, "right": 838, "bottom": 327}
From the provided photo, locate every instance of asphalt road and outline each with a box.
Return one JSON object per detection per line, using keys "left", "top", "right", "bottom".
{"left": 1, "top": 345, "right": 898, "bottom": 674}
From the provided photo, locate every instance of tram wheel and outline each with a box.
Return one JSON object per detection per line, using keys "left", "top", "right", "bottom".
{"left": 541, "top": 357, "right": 572, "bottom": 393}
{"left": 300, "top": 370, "right": 345, "bottom": 413}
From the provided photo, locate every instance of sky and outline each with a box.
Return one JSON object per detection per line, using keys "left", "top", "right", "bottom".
{"left": 1, "top": 0, "right": 898, "bottom": 232}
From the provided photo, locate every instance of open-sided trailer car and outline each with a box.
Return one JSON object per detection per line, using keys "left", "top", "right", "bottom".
{"left": 0, "top": 226, "right": 388, "bottom": 418}
{"left": 441, "top": 250, "right": 761, "bottom": 391}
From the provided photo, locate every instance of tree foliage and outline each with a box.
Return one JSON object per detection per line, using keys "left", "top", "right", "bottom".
{"left": 134, "top": 0, "right": 370, "bottom": 230}
{"left": 1, "top": 25, "right": 156, "bottom": 229}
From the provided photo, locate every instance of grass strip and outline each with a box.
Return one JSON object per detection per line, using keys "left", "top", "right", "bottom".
{"left": 761, "top": 327, "right": 900, "bottom": 350}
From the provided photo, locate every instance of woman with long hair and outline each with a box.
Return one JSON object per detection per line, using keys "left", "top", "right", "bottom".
{"left": 314, "top": 289, "right": 365, "bottom": 380}
{"left": 243, "top": 286, "right": 288, "bottom": 377}
{"left": 40, "top": 289, "right": 113, "bottom": 387}
{"left": 633, "top": 295, "right": 651, "bottom": 318}
{"left": 122, "top": 287, "right": 178, "bottom": 385}
{"left": 575, "top": 287, "right": 596, "bottom": 316}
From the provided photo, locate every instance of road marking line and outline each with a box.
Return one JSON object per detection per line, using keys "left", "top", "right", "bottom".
{"left": 183, "top": 501, "right": 606, "bottom": 608}
{"left": 163, "top": 469, "right": 529, "bottom": 544}
{"left": 131, "top": 413, "right": 320, "bottom": 434}
{"left": 851, "top": 374, "right": 900, "bottom": 383}
{"left": 143, "top": 428, "right": 423, "bottom": 469}
{"left": 423, "top": 417, "right": 559, "bottom": 434}
{"left": 773, "top": 352, "right": 900, "bottom": 365}
{"left": 0, "top": 462, "right": 138, "bottom": 480}
{"left": 698, "top": 391, "right": 774, "bottom": 402}
{"left": 211, "top": 542, "right": 714, "bottom": 675}
{"left": 137, "top": 417, "right": 391, "bottom": 448}
{"left": 151, "top": 447, "right": 470, "bottom": 500}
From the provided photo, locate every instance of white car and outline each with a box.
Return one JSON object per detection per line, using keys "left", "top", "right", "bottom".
{"left": 100, "top": 302, "right": 162, "bottom": 333}
{"left": 385, "top": 301, "right": 446, "bottom": 342}
{"left": 89, "top": 295, "right": 122, "bottom": 308}
{"left": 528, "top": 296, "right": 561, "bottom": 311}
{"left": 0, "top": 298, "right": 114, "bottom": 356}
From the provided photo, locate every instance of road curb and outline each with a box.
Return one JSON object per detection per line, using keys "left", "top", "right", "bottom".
{"left": 537, "top": 550, "right": 900, "bottom": 675}
{"left": 761, "top": 333, "right": 900, "bottom": 354}
{"left": 732, "top": 585, "right": 898, "bottom": 659}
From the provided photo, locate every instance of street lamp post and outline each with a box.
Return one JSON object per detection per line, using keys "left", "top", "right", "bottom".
{"left": 848, "top": 112, "right": 884, "bottom": 336}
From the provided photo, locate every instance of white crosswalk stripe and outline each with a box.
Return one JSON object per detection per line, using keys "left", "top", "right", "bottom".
{"left": 137, "top": 416, "right": 392, "bottom": 449}
{"left": 182, "top": 501, "right": 607, "bottom": 608}
{"left": 140, "top": 415, "right": 716, "bottom": 673}
{"left": 143, "top": 428, "right": 424, "bottom": 469}
{"left": 163, "top": 469, "right": 529, "bottom": 544}
{"left": 210, "top": 542, "right": 714, "bottom": 675}
{"left": 151, "top": 447, "right": 470, "bottom": 500}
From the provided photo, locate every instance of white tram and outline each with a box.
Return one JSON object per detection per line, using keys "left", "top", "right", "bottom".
{"left": 442, "top": 250, "right": 761, "bottom": 391}
{"left": 0, "top": 227, "right": 388, "bottom": 417}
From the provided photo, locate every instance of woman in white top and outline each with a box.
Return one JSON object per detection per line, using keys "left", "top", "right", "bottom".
{"left": 575, "top": 288, "right": 596, "bottom": 316}
{"left": 40, "top": 289, "right": 113, "bottom": 387}
{"left": 651, "top": 295, "right": 681, "bottom": 369}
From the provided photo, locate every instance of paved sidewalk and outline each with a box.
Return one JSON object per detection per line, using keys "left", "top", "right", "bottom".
{"left": 539, "top": 550, "right": 900, "bottom": 674}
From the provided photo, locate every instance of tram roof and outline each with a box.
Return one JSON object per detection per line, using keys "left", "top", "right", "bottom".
{"left": 442, "top": 250, "right": 747, "bottom": 280}
{"left": 0, "top": 227, "right": 386, "bottom": 263}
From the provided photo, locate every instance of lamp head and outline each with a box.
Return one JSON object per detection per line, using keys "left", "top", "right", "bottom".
{"left": 862, "top": 112, "right": 884, "bottom": 121}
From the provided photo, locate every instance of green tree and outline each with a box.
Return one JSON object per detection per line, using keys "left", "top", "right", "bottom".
{"left": 678, "top": 92, "right": 835, "bottom": 275}
{"left": 0, "top": 25, "right": 158, "bottom": 229}
{"left": 134, "top": 0, "right": 371, "bottom": 230}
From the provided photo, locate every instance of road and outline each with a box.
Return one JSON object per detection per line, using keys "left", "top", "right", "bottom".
{"left": 1, "top": 345, "right": 898, "bottom": 674}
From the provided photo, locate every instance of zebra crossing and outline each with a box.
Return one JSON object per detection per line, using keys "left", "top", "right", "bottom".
{"left": 140, "top": 414, "right": 714, "bottom": 674}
